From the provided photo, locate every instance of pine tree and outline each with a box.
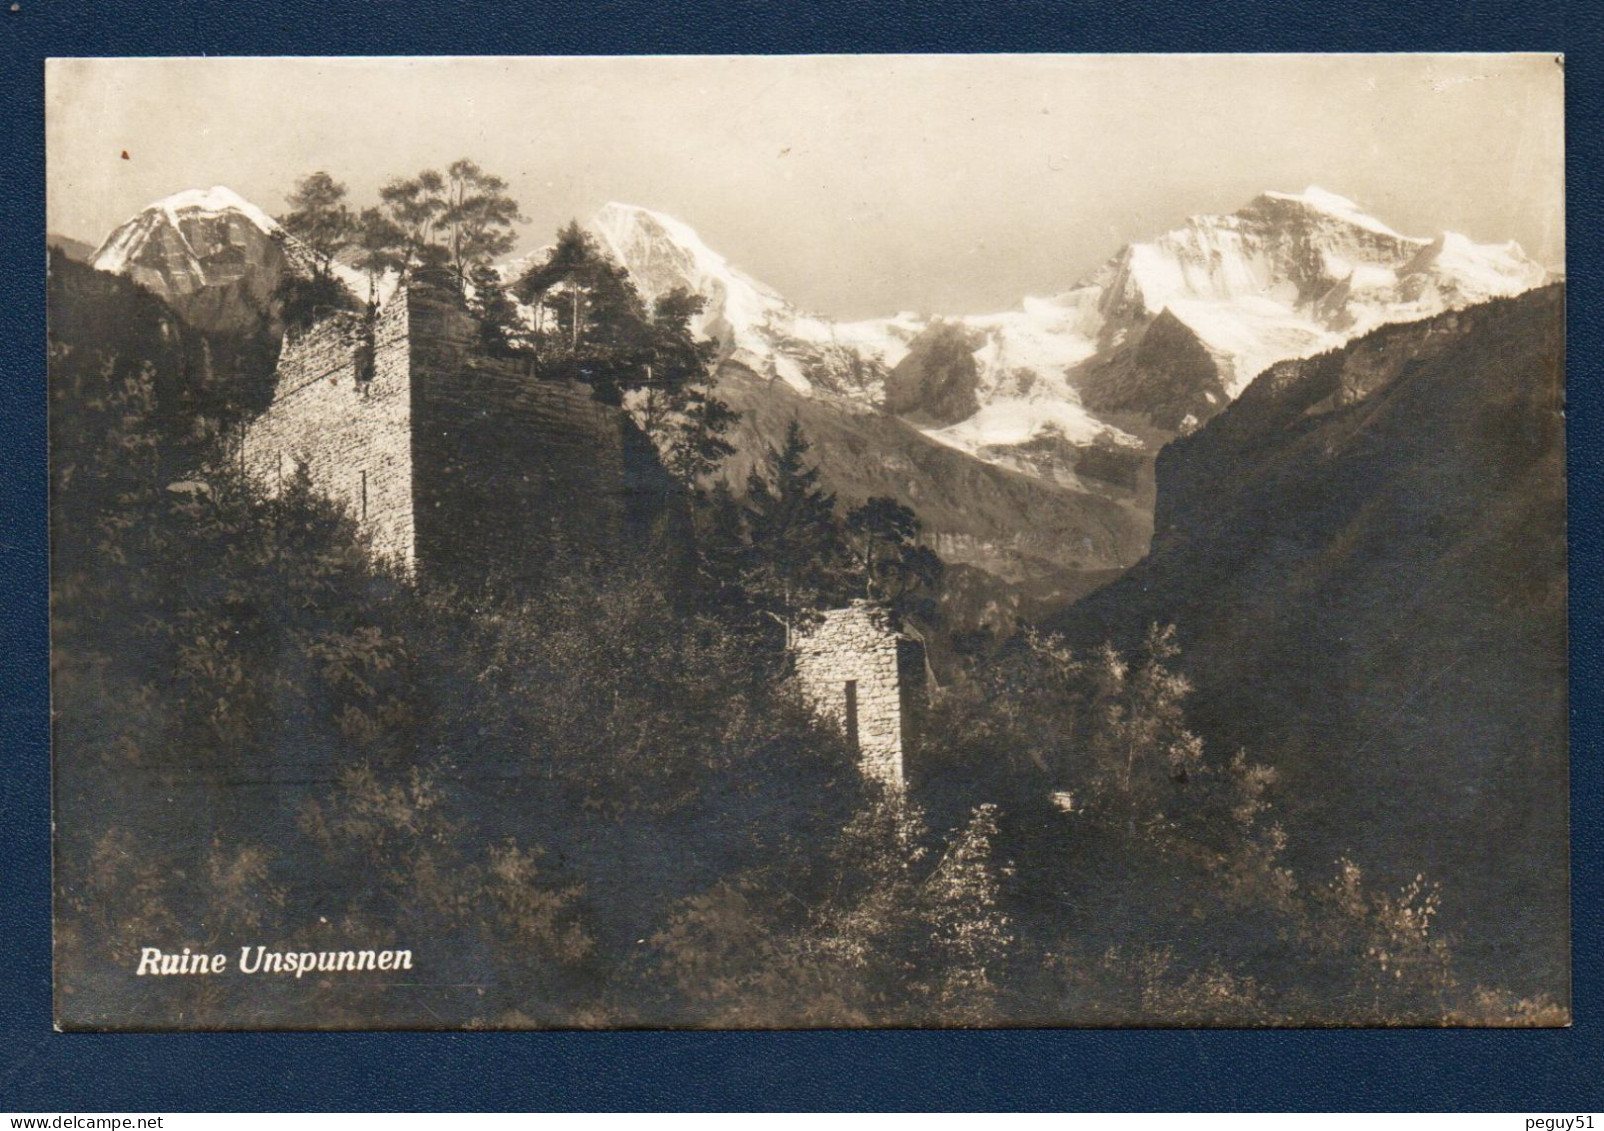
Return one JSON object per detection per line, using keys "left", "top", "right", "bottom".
{"left": 741, "top": 420, "right": 846, "bottom": 632}
{"left": 467, "top": 263, "right": 523, "bottom": 357}
{"left": 275, "top": 172, "right": 361, "bottom": 328}
{"left": 515, "top": 222, "right": 648, "bottom": 357}
{"left": 351, "top": 207, "right": 408, "bottom": 306}
{"left": 692, "top": 478, "right": 750, "bottom": 596}
{"left": 319, "top": 159, "right": 523, "bottom": 296}
{"left": 441, "top": 159, "right": 525, "bottom": 281}
{"left": 279, "top": 172, "right": 355, "bottom": 281}
{"left": 644, "top": 288, "right": 736, "bottom": 485}
{"left": 378, "top": 169, "right": 451, "bottom": 276}
{"left": 664, "top": 384, "right": 740, "bottom": 485}
{"left": 513, "top": 225, "right": 733, "bottom": 427}
{"left": 843, "top": 495, "right": 944, "bottom": 613}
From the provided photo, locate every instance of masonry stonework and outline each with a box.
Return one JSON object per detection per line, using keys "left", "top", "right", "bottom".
{"left": 242, "top": 277, "right": 676, "bottom": 592}
{"left": 792, "top": 603, "right": 923, "bottom": 787}
{"left": 244, "top": 281, "right": 921, "bottom": 784}
{"left": 242, "top": 295, "right": 416, "bottom": 568}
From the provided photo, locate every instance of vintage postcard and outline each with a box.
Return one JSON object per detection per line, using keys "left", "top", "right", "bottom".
{"left": 47, "top": 54, "right": 1566, "bottom": 1029}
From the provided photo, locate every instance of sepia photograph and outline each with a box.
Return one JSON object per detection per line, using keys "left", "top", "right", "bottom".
{"left": 45, "top": 53, "right": 1567, "bottom": 1030}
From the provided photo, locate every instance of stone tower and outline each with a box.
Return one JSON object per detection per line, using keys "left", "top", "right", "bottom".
{"left": 242, "top": 274, "right": 676, "bottom": 591}
{"left": 791, "top": 602, "right": 927, "bottom": 787}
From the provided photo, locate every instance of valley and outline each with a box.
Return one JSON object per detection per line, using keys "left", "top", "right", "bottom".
{"left": 76, "top": 181, "right": 1552, "bottom": 620}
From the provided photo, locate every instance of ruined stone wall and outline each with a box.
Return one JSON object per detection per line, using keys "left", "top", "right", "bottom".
{"left": 792, "top": 603, "right": 906, "bottom": 786}
{"left": 242, "top": 296, "right": 415, "bottom": 569}
{"left": 243, "top": 278, "right": 677, "bottom": 593}
{"left": 405, "top": 282, "right": 641, "bottom": 591}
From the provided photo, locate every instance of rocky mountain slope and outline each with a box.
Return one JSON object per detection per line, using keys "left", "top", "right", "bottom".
{"left": 87, "top": 186, "right": 368, "bottom": 335}
{"left": 579, "top": 191, "right": 1547, "bottom": 599}
{"left": 587, "top": 189, "right": 1548, "bottom": 480}
{"left": 1052, "top": 285, "right": 1568, "bottom": 996}
{"left": 86, "top": 185, "right": 1550, "bottom": 602}
{"left": 713, "top": 367, "right": 1150, "bottom": 585}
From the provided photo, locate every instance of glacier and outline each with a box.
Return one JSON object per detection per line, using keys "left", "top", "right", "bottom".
{"left": 574, "top": 187, "right": 1552, "bottom": 480}
{"left": 88, "top": 181, "right": 1552, "bottom": 488}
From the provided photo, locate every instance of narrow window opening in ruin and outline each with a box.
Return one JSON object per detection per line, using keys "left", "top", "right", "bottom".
{"left": 356, "top": 315, "right": 377, "bottom": 384}
{"left": 360, "top": 470, "right": 368, "bottom": 521}
{"left": 844, "top": 680, "right": 860, "bottom": 753}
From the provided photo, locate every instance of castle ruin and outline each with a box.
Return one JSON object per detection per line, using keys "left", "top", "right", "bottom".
{"left": 243, "top": 276, "right": 921, "bottom": 786}
{"left": 242, "top": 275, "right": 674, "bottom": 591}
{"left": 791, "top": 603, "right": 927, "bottom": 787}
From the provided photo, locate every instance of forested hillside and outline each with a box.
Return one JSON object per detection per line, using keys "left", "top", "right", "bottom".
{"left": 49, "top": 161, "right": 1568, "bottom": 1028}
{"left": 1056, "top": 287, "right": 1568, "bottom": 996}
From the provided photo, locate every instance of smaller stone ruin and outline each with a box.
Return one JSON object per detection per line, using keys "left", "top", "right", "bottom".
{"left": 791, "top": 602, "right": 926, "bottom": 787}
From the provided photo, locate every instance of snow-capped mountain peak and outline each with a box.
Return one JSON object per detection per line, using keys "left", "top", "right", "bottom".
{"left": 590, "top": 201, "right": 792, "bottom": 349}
{"left": 88, "top": 184, "right": 332, "bottom": 334}
{"left": 591, "top": 201, "right": 783, "bottom": 306}
{"left": 156, "top": 184, "right": 282, "bottom": 231}
{"left": 91, "top": 185, "right": 284, "bottom": 275}
{"left": 588, "top": 201, "right": 920, "bottom": 401}
{"left": 1256, "top": 185, "right": 1412, "bottom": 239}
{"left": 1091, "top": 186, "right": 1428, "bottom": 331}
{"left": 579, "top": 188, "right": 1549, "bottom": 483}
{"left": 88, "top": 182, "right": 1550, "bottom": 492}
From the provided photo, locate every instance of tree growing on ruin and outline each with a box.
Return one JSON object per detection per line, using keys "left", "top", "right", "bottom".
{"left": 373, "top": 160, "right": 525, "bottom": 284}
{"left": 351, "top": 207, "right": 409, "bottom": 306}
{"left": 272, "top": 272, "right": 359, "bottom": 331}
{"left": 377, "top": 169, "right": 452, "bottom": 275}
{"left": 275, "top": 173, "right": 362, "bottom": 328}
{"left": 440, "top": 159, "right": 525, "bottom": 280}
{"left": 843, "top": 495, "right": 944, "bottom": 616}
{"left": 467, "top": 263, "right": 525, "bottom": 358}
{"left": 513, "top": 226, "right": 738, "bottom": 476}
{"left": 279, "top": 171, "right": 355, "bottom": 281}
{"left": 280, "top": 160, "right": 525, "bottom": 300}
{"left": 514, "top": 222, "right": 648, "bottom": 366}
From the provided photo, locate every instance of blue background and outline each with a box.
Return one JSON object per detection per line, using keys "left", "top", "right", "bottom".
{"left": 3, "top": 0, "right": 1599, "bottom": 1112}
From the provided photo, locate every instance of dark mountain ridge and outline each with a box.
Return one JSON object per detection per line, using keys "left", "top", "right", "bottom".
{"left": 1054, "top": 284, "right": 1567, "bottom": 996}
{"left": 714, "top": 365, "right": 1151, "bottom": 584}
{"left": 47, "top": 232, "right": 97, "bottom": 262}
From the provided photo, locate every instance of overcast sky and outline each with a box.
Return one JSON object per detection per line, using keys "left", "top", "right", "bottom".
{"left": 47, "top": 54, "right": 1563, "bottom": 320}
